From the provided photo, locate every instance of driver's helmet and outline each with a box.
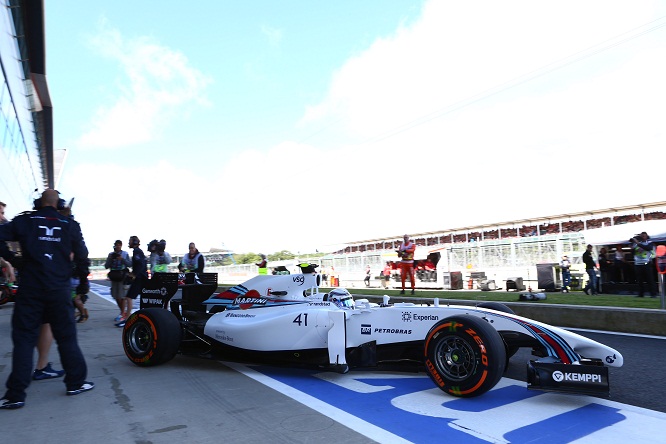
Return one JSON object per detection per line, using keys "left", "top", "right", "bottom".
{"left": 328, "top": 288, "right": 355, "bottom": 309}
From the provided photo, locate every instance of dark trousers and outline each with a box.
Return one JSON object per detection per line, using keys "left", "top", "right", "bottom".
{"left": 561, "top": 270, "right": 571, "bottom": 290}
{"left": 126, "top": 276, "right": 145, "bottom": 300}
{"left": 584, "top": 269, "right": 598, "bottom": 294}
{"left": 635, "top": 264, "right": 657, "bottom": 297}
{"left": 5, "top": 287, "right": 87, "bottom": 402}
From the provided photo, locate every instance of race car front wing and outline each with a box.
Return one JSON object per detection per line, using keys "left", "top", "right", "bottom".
{"left": 526, "top": 360, "right": 610, "bottom": 397}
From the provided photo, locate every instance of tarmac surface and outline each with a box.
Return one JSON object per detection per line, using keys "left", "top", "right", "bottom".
{"left": 0, "top": 291, "right": 375, "bottom": 444}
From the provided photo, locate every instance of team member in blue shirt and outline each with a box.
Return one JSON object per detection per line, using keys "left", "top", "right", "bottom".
{"left": 0, "top": 189, "right": 93, "bottom": 409}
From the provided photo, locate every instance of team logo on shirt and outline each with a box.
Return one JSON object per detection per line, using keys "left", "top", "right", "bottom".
{"left": 38, "top": 226, "right": 61, "bottom": 242}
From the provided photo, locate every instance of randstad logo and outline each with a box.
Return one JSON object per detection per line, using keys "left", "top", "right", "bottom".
{"left": 38, "top": 226, "right": 61, "bottom": 242}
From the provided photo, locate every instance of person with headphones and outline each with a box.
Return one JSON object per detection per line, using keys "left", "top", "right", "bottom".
{"left": 2, "top": 197, "right": 69, "bottom": 383}
{"left": 116, "top": 235, "right": 147, "bottom": 327}
{"left": 0, "top": 189, "right": 93, "bottom": 409}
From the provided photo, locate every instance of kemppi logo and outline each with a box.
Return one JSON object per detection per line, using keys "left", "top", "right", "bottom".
{"left": 552, "top": 370, "right": 602, "bottom": 383}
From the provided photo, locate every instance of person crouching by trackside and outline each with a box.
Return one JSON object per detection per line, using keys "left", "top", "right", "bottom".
{"left": 116, "top": 236, "right": 147, "bottom": 327}
{"left": 0, "top": 189, "right": 94, "bottom": 410}
{"left": 179, "top": 242, "right": 205, "bottom": 273}
{"left": 631, "top": 232, "right": 657, "bottom": 297}
{"left": 582, "top": 244, "right": 599, "bottom": 295}
{"left": 105, "top": 239, "right": 131, "bottom": 322}
{"left": 398, "top": 234, "right": 416, "bottom": 295}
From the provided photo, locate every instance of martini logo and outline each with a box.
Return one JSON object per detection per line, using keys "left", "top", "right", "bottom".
{"left": 234, "top": 289, "right": 267, "bottom": 309}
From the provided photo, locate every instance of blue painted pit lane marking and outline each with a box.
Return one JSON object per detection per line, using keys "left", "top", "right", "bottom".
{"left": 90, "top": 282, "right": 115, "bottom": 303}
{"left": 225, "top": 362, "right": 666, "bottom": 444}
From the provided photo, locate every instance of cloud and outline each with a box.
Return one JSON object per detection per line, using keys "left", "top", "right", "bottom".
{"left": 76, "top": 20, "right": 212, "bottom": 149}
{"left": 66, "top": 2, "right": 666, "bottom": 258}
{"left": 294, "top": 0, "right": 666, "bottom": 232}
{"left": 261, "top": 25, "right": 283, "bottom": 48}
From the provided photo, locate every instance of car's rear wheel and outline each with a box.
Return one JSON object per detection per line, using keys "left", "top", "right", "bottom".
{"left": 123, "top": 308, "right": 182, "bottom": 367}
{"left": 424, "top": 314, "right": 505, "bottom": 397}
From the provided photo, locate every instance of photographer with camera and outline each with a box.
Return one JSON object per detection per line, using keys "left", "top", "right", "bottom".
{"left": 631, "top": 232, "right": 657, "bottom": 297}
{"left": 149, "top": 239, "right": 171, "bottom": 275}
{"left": 105, "top": 240, "right": 131, "bottom": 321}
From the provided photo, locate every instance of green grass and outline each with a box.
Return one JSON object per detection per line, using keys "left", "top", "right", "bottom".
{"left": 216, "top": 283, "right": 663, "bottom": 309}
{"left": 320, "top": 287, "right": 664, "bottom": 310}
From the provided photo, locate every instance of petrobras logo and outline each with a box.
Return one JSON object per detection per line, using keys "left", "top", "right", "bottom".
{"left": 552, "top": 370, "right": 602, "bottom": 383}
{"left": 361, "top": 324, "right": 372, "bottom": 335}
{"left": 374, "top": 327, "right": 412, "bottom": 335}
{"left": 401, "top": 312, "right": 439, "bottom": 322}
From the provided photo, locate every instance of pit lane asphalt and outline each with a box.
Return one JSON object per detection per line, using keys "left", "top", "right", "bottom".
{"left": 0, "top": 290, "right": 376, "bottom": 444}
{"left": 2, "top": 284, "right": 665, "bottom": 443}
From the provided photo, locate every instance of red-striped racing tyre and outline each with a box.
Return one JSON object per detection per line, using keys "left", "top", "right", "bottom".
{"left": 424, "top": 314, "right": 506, "bottom": 397}
{"left": 476, "top": 301, "right": 519, "bottom": 358}
{"left": 123, "top": 308, "right": 182, "bottom": 367}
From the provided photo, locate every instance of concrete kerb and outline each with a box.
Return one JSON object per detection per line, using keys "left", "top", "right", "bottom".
{"left": 353, "top": 294, "right": 666, "bottom": 337}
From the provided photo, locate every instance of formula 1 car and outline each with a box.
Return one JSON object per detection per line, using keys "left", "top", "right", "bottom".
{"left": 121, "top": 271, "right": 623, "bottom": 398}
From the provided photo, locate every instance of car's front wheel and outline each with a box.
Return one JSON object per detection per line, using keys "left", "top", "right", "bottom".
{"left": 476, "top": 301, "right": 519, "bottom": 359}
{"left": 424, "top": 314, "right": 505, "bottom": 397}
{"left": 123, "top": 308, "right": 182, "bottom": 367}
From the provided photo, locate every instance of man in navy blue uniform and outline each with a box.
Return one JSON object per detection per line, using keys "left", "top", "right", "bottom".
{"left": 0, "top": 189, "right": 94, "bottom": 409}
{"left": 115, "top": 235, "right": 147, "bottom": 327}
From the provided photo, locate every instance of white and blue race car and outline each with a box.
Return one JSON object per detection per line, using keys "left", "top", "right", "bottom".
{"left": 121, "top": 271, "right": 622, "bottom": 398}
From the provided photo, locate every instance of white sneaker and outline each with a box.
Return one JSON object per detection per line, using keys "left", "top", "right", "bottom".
{"left": 67, "top": 381, "right": 95, "bottom": 396}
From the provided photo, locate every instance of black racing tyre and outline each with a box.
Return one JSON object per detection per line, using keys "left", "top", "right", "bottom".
{"left": 123, "top": 308, "right": 182, "bottom": 367}
{"left": 476, "top": 302, "right": 520, "bottom": 360}
{"left": 476, "top": 301, "right": 514, "bottom": 315}
{"left": 424, "top": 314, "right": 506, "bottom": 397}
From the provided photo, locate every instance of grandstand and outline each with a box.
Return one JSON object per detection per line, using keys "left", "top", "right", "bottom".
{"left": 90, "top": 202, "right": 666, "bottom": 292}
{"left": 316, "top": 201, "right": 666, "bottom": 291}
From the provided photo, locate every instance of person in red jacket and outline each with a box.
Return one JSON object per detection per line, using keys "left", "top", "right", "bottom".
{"left": 397, "top": 234, "right": 416, "bottom": 295}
